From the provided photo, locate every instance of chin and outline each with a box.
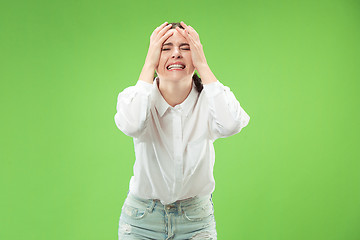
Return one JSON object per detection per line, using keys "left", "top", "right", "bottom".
{"left": 158, "top": 72, "right": 193, "bottom": 82}
{"left": 157, "top": 65, "right": 195, "bottom": 78}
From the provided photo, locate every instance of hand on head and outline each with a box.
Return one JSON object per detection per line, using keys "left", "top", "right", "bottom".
{"left": 144, "top": 21, "right": 208, "bottom": 72}
{"left": 175, "top": 21, "right": 208, "bottom": 71}
{"left": 144, "top": 22, "right": 174, "bottom": 70}
{"left": 138, "top": 22, "right": 214, "bottom": 85}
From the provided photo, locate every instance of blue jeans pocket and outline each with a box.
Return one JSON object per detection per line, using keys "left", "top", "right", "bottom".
{"left": 182, "top": 199, "right": 214, "bottom": 222}
{"left": 122, "top": 203, "right": 149, "bottom": 220}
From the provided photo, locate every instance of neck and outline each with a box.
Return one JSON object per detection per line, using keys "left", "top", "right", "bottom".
{"left": 158, "top": 76, "right": 193, "bottom": 107}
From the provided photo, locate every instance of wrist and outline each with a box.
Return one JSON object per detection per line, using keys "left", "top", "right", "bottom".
{"left": 143, "top": 61, "right": 156, "bottom": 71}
{"left": 196, "top": 64, "right": 217, "bottom": 85}
{"left": 139, "top": 63, "right": 156, "bottom": 84}
{"left": 195, "top": 63, "right": 209, "bottom": 73}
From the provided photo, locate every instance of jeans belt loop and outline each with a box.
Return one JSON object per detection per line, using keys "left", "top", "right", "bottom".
{"left": 178, "top": 203, "right": 182, "bottom": 215}
{"left": 147, "top": 200, "right": 156, "bottom": 213}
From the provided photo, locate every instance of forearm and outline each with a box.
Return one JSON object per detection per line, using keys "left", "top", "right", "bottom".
{"left": 138, "top": 62, "right": 155, "bottom": 84}
{"left": 196, "top": 64, "right": 217, "bottom": 85}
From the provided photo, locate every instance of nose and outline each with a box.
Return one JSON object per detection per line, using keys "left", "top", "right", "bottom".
{"left": 171, "top": 47, "right": 182, "bottom": 59}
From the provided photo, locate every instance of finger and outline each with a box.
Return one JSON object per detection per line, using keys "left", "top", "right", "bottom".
{"left": 159, "top": 21, "right": 169, "bottom": 28}
{"left": 151, "top": 22, "right": 168, "bottom": 38}
{"left": 159, "top": 30, "right": 174, "bottom": 43}
{"left": 151, "top": 23, "right": 171, "bottom": 40}
{"left": 157, "top": 23, "right": 173, "bottom": 37}
{"left": 184, "top": 28, "right": 192, "bottom": 38}
{"left": 176, "top": 26, "right": 196, "bottom": 47}
{"left": 186, "top": 30, "right": 197, "bottom": 45}
{"left": 187, "top": 25, "right": 199, "bottom": 39}
{"left": 154, "top": 21, "right": 169, "bottom": 33}
{"left": 182, "top": 22, "right": 198, "bottom": 39}
{"left": 181, "top": 22, "right": 190, "bottom": 32}
{"left": 175, "top": 26, "right": 187, "bottom": 38}
{"left": 177, "top": 27, "right": 193, "bottom": 47}
{"left": 180, "top": 21, "right": 188, "bottom": 28}
{"left": 178, "top": 28, "right": 197, "bottom": 50}
{"left": 180, "top": 23, "right": 193, "bottom": 38}
{"left": 188, "top": 31, "right": 197, "bottom": 45}
{"left": 184, "top": 25, "right": 200, "bottom": 43}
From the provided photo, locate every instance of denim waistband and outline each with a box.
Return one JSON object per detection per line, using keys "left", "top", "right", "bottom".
{"left": 126, "top": 192, "right": 212, "bottom": 210}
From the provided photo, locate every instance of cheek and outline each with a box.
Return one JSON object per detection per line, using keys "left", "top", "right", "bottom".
{"left": 184, "top": 53, "right": 193, "bottom": 62}
{"left": 186, "top": 56, "right": 195, "bottom": 67}
{"left": 158, "top": 53, "right": 168, "bottom": 65}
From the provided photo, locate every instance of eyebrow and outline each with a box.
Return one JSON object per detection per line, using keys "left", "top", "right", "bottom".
{"left": 162, "top": 43, "right": 190, "bottom": 47}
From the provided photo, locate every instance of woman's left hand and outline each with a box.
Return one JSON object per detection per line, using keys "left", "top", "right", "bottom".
{"left": 176, "top": 21, "right": 208, "bottom": 71}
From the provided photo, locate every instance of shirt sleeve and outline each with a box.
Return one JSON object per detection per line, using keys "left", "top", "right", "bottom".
{"left": 114, "top": 80, "right": 153, "bottom": 138}
{"left": 202, "top": 80, "right": 250, "bottom": 140}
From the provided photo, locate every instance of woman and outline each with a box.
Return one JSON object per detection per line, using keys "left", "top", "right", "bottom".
{"left": 114, "top": 21, "right": 250, "bottom": 240}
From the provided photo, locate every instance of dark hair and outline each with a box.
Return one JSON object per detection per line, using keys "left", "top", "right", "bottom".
{"left": 154, "top": 22, "right": 203, "bottom": 93}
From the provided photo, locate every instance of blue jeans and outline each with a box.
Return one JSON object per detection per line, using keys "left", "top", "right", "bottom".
{"left": 118, "top": 191, "right": 217, "bottom": 239}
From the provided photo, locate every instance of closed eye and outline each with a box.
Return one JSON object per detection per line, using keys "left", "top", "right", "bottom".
{"left": 161, "top": 48, "right": 190, "bottom": 51}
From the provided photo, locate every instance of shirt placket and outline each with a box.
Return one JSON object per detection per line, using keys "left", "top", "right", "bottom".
{"left": 172, "top": 106, "right": 183, "bottom": 195}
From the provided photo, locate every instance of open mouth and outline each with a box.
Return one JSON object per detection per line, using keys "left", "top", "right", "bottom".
{"left": 166, "top": 64, "right": 186, "bottom": 70}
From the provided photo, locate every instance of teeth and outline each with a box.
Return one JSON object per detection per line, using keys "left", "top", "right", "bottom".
{"left": 167, "top": 64, "right": 185, "bottom": 70}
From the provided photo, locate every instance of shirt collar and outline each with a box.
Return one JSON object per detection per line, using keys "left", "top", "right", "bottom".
{"left": 153, "top": 77, "right": 198, "bottom": 117}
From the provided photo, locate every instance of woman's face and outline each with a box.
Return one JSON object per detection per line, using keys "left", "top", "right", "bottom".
{"left": 156, "top": 29, "right": 195, "bottom": 82}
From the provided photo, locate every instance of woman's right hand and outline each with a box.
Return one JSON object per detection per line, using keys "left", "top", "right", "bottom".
{"left": 139, "top": 22, "right": 173, "bottom": 84}
{"left": 144, "top": 22, "right": 174, "bottom": 69}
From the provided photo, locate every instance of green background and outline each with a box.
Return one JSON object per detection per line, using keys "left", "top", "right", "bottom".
{"left": 1, "top": 0, "right": 359, "bottom": 239}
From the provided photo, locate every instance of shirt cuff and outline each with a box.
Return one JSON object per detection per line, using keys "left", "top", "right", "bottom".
{"left": 136, "top": 80, "right": 153, "bottom": 94}
{"left": 202, "top": 80, "right": 223, "bottom": 98}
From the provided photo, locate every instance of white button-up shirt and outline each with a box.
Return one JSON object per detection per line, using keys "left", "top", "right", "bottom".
{"left": 114, "top": 77, "right": 250, "bottom": 205}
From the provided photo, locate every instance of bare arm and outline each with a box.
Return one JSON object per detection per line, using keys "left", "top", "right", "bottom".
{"left": 175, "top": 21, "right": 217, "bottom": 85}
{"left": 139, "top": 22, "right": 174, "bottom": 84}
